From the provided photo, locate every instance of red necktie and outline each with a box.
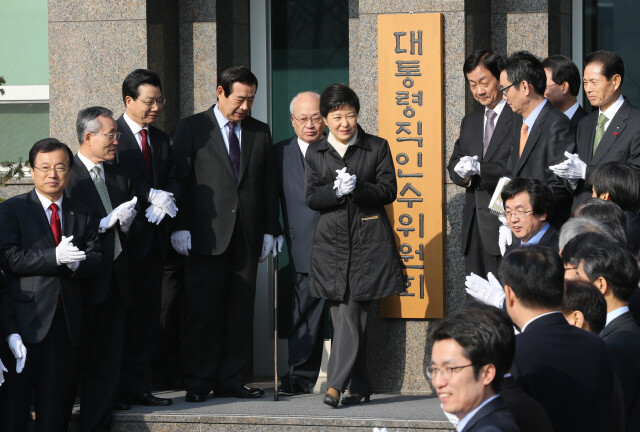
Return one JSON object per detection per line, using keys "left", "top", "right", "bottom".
{"left": 49, "top": 203, "right": 62, "bottom": 245}
{"left": 140, "top": 128, "right": 153, "bottom": 177}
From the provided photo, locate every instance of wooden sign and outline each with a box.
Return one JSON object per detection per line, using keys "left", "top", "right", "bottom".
{"left": 378, "top": 13, "right": 444, "bottom": 318}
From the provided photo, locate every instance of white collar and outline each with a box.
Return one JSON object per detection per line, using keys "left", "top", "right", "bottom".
{"left": 456, "top": 395, "right": 500, "bottom": 432}
{"left": 76, "top": 151, "right": 104, "bottom": 177}
{"left": 599, "top": 94, "right": 625, "bottom": 118}
{"left": 34, "top": 188, "right": 63, "bottom": 214}
{"left": 123, "top": 112, "right": 148, "bottom": 135}
{"left": 606, "top": 305, "right": 630, "bottom": 326}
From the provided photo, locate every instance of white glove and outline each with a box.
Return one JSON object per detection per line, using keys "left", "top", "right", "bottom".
{"left": 98, "top": 210, "right": 119, "bottom": 232}
{"left": 549, "top": 151, "right": 587, "bottom": 180}
{"left": 148, "top": 189, "right": 178, "bottom": 218}
{"left": 465, "top": 272, "right": 505, "bottom": 308}
{"left": 0, "top": 357, "right": 7, "bottom": 386}
{"left": 453, "top": 155, "right": 480, "bottom": 178}
{"left": 55, "top": 235, "right": 86, "bottom": 265}
{"left": 273, "top": 235, "right": 284, "bottom": 257}
{"left": 497, "top": 214, "right": 512, "bottom": 256}
{"left": 145, "top": 204, "right": 167, "bottom": 225}
{"left": 8, "top": 334, "right": 27, "bottom": 374}
{"left": 171, "top": 230, "right": 191, "bottom": 256}
{"left": 260, "top": 234, "right": 275, "bottom": 262}
{"left": 111, "top": 196, "right": 138, "bottom": 231}
{"left": 334, "top": 168, "right": 357, "bottom": 197}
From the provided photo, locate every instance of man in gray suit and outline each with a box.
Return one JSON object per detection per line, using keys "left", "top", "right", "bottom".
{"left": 275, "top": 92, "right": 323, "bottom": 395}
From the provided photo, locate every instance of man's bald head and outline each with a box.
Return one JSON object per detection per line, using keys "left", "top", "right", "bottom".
{"left": 290, "top": 91, "right": 324, "bottom": 143}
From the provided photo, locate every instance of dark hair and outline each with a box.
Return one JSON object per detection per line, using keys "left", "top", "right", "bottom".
{"left": 320, "top": 83, "right": 360, "bottom": 117}
{"left": 562, "top": 280, "right": 607, "bottom": 334}
{"left": 503, "top": 51, "right": 546, "bottom": 96}
{"left": 463, "top": 50, "right": 504, "bottom": 81}
{"left": 563, "top": 233, "right": 639, "bottom": 302}
{"left": 501, "top": 177, "right": 552, "bottom": 216}
{"left": 29, "top": 138, "right": 74, "bottom": 169}
{"left": 572, "top": 200, "right": 629, "bottom": 248}
{"left": 541, "top": 55, "right": 581, "bottom": 97}
{"left": 591, "top": 161, "right": 640, "bottom": 212}
{"left": 217, "top": 66, "right": 258, "bottom": 98}
{"left": 121, "top": 69, "right": 163, "bottom": 105}
{"left": 428, "top": 301, "right": 514, "bottom": 393}
{"left": 585, "top": 50, "right": 625, "bottom": 84}
{"left": 76, "top": 106, "right": 114, "bottom": 144}
{"left": 499, "top": 246, "right": 564, "bottom": 309}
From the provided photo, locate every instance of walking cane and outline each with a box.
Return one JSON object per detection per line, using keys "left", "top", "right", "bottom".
{"left": 273, "top": 254, "right": 279, "bottom": 401}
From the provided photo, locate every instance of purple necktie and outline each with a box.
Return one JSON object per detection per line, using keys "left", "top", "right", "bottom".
{"left": 227, "top": 122, "right": 240, "bottom": 180}
{"left": 483, "top": 109, "right": 497, "bottom": 156}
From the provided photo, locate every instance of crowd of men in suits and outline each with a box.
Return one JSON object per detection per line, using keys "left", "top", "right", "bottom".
{"left": 443, "top": 49, "right": 640, "bottom": 431}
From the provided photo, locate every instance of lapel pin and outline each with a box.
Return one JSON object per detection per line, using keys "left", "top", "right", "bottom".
{"left": 614, "top": 131, "right": 619, "bottom": 137}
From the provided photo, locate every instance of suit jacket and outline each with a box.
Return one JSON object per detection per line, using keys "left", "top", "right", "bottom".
{"left": 0, "top": 190, "right": 102, "bottom": 345}
{"left": 569, "top": 104, "right": 588, "bottom": 131}
{"left": 447, "top": 104, "right": 515, "bottom": 256}
{"left": 275, "top": 136, "right": 320, "bottom": 273}
{"left": 115, "top": 116, "right": 180, "bottom": 261}
{"left": 508, "top": 101, "right": 574, "bottom": 226}
{"left": 460, "top": 396, "right": 520, "bottom": 432}
{"left": 572, "top": 99, "right": 640, "bottom": 206}
{"left": 506, "top": 224, "right": 559, "bottom": 255}
{"left": 65, "top": 155, "right": 138, "bottom": 307}
{"left": 172, "top": 105, "right": 280, "bottom": 256}
{"left": 499, "top": 376, "right": 552, "bottom": 432}
{"left": 511, "top": 312, "right": 614, "bottom": 432}
{"left": 601, "top": 311, "right": 640, "bottom": 432}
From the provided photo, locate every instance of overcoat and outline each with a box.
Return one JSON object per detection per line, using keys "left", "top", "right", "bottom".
{"left": 305, "top": 126, "right": 404, "bottom": 302}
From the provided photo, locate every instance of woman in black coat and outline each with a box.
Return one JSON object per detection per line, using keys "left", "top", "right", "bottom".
{"left": 305, "top": 83, "right": 404, "bottom": 407}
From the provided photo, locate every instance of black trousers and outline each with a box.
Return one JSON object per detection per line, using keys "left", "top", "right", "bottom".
{"left": 464, "top": 212, "right": 501, "bottom": 278}
{"left": 326, "top": 287, "right": 371, "bottom": 395}
{"left": 152, "top": 246, "right": 185, "bottom": 387}
{"left": 1, "top": 307, "right": 78, "bottom": 432}
{"left": 121, "top": 251, "right": 164, "bottom": 397}
{"left": 282, "top": 272, "right": 326, "bottom": 392}
{"left": 182, "top": 219, "right": 258, "bottom": 393}
{"left": 76, "top": 282, "right": 126, "bottom": 432}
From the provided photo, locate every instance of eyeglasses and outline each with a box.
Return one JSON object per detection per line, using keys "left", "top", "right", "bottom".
{"left": 95, "top": 132, "right": 122, "bottom": 141}
{"left": 292, "top": 114, "right": 323, "bottom": 125}
{"left": 426, "top": 364, "right": 474, "bottom": 380}
{"left": 138, "top": 98, "right": 166, "bottom": 108}
{"left": 500, "top": 82, "right": 516, "bottom": 95}
{"left": 505, "top": 210, "right": 533, "bottom": 219}
{"left": 34, "top": 165, "right": 68, "bottom": 175}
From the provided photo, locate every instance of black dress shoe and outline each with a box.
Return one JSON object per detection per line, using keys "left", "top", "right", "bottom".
{"left": 220, "top": 385, "right": 265, "bottom": 398}
{"left": 323, "top": 392, "right": 340, "bottom": 408}
{"left": 113, "top": 402, "right": 131, "bottom": 411}
{"left": 185, "top": 391, "right": 209, "bottom": 403}
{"left": 341, "top": 394, "right": 371, "bottom": 405}
{"left": 278, "top": 379, "right": 308, "bottom": 396}
{"left": 129, "top": 392, "right": 173, "bottom": 406}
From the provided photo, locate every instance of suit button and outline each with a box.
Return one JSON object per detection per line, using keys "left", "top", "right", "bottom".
{"left": 231, "top": 209, "right": 237, "bottom": 214}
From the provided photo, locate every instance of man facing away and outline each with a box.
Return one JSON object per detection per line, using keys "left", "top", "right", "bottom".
{"left": 542, "top": 55, "right": 587, "bottom": 130}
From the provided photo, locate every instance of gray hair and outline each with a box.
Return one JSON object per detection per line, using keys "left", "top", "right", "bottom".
{"left": 76, "top": 106, "right": 114, "bottom": 144}
{"left": 289, "top": 91, "right": 321, "bottom": 115}
{"left": 558, "top": 217, "right": 615, "bottom": 251}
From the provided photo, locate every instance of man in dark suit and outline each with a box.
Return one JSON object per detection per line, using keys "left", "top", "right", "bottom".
{"left": 428, "top": 303, "right": 519, "bottom": 432}
{"left": 542, "top": 55, "right": 587, "bottom": 130}
{"left": 501, "top": 178, "right": 559, "bottom": 253}
{"left": 115, "top": 69, "right": 178, "bottom": 407}
{"left": 551, "top": 51, "right": 640, "bottom": 208}
{"left": 172, "top": 66, "right": 280, "bottom": 402}
{"left": 447, "top": 50, "right": 515, "bottom": 277}
{"left": 0, "top": 139, "right": 102, "bottom": 432}
{"left": 563, "top": 235, "right": 640, "bottom": 431}
{"left": 275, "top": 91, "right": 323, "bottom": 395}
{"left": 65, "top": 106, "right": 138, "bottom": 430}
{"left": 500, "top": 51, "right": 574, "bottom": 227}
{"left": 500, "top": 246, "right": 615, "bottom": 432}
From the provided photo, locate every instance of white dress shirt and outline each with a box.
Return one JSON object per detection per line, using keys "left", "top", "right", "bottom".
{"left": 123, "top": 112, "right": 152, "bottom": 152}
{"left": 599, "top": 94, "right": 625, "bottom": 130}
{"left": 213, "top": 104, "right": 242, "bottom": 154}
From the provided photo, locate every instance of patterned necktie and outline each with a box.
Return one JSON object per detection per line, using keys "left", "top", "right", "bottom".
{"left": 49, "top": 203, "right": 62, "bottom": 245}
{"left": 593, "top": 113, "right": 609, "bottom": 156}
{"left": 227, "top": 122, "right": 241, "bottom": 180}
{"left": 519, "top": 122, "right": 529, "bottom": 157}
{"left": 91, "top": 166, "right": 121, "bottom": 259}
{"left": 140, "top": 128, "right": 153, "bottom": 177}
{"left": 484, "top": 109, "right": 497, "bottom": 156}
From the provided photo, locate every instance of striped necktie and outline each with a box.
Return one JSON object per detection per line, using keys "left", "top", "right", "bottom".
{"left": 91, "top": 166, "right": 121, "bottom": 259}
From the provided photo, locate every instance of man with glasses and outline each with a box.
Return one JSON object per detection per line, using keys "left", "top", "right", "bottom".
{"left": 428, "top": 303, "right": 520, "bottom": 432}
{"left": 66, "top": 106, "right": 139, "bottom": 430}
{"left": 115, "top": 69, "right": 178, "bottom": 407}
{"left": 500, "top": 51, "right": 574, "bottom": 227}
{"left": 275, "top": 92, "right": 324, "bottom": 395}
{"left": 0, "top": 138, "right": 102, "bottom": 431}
{"left": 500, "top": 177, "right": 558, "bottom": 253}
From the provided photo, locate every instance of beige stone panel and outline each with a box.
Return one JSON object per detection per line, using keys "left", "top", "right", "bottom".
{"left": 49, "top": 0, "right": 146, "bottom": 23}
{"left": 179, "top": 21, "right": 216, "bottom": 117}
